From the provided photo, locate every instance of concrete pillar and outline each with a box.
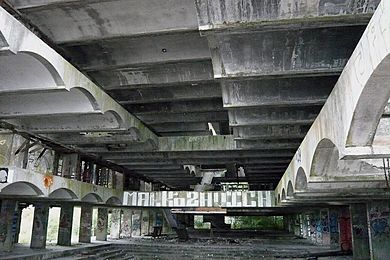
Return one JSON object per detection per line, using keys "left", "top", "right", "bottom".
{"left": 367, "top": 200, "right": 390, "bottom": 260}
{"left": 30, "top": 203, "right": 50, "bottom": 249}
{"left": 309, "top": 212, "right": 317, "bottom": 243}
{"left": 339, "top": 207, "right": 352, "bottom": 252}
{"left": 0, "top": 200, "right": 18, "bottom": 252}
{"left": 141, "top": 209, "right": 150, "bottom": 236}
{"left": 293, "top": 214, "right": 301, "bottom": 237}
{"left": 57, "top": 204, "right": 74, "bottom": 246}
{"left": 13, "top": 206, "right": 23, "bottom": 244}
{"left": 110, "top": 209, "right": 121, "bottom": 239}
{"left": 329, "top": 208, "right": 340, "bottom": 249}
{"left": 320, "top": 209, "right": 330, "bottom": 246}
{"left": 96, "top": 208, "right": 108, "bottom": 241}
{"left": 79, "top": 206, "right": 93, "bottom": 243}
{"left": 121, "top": 209, "right": 132, "bottom": 238}
{"left": 350, "top": 204, "right": 370, "bottom": 260}
{"left": 302, "top": 214, "right": 309, "bottom": 238}
{"left": 131, "top": 210, "right": 141, "bottom": 236}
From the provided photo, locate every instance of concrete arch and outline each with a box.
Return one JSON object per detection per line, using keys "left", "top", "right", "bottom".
{"left": 0, "top": 52, "right": 64, "bottom": 93}
{"left": 49, "top": 188, "right": 78, "bottom": 200}
{"left": 286, "top": 181, "right": 294, "bottom": 198}
{"left": 1, "top": 182, "right": 44, "bottom": 196}
{"left": 82, "top": 193, "right": 103, "bottom": 203}
{"left": 106, "top": 196, "right": 122, "bottom": 206}
{"left": 295, "top": 167, "right": 308, "bottom": 191}
{"left": 281, "top": 188, "right": 286, "bottom": 201}
{"left": 347, "top": 53, "right": 390, "bottom": 147}
{"left": 310, "top": 138, "right": 339, "bottom": 177}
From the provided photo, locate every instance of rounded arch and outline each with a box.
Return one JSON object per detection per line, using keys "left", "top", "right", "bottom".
{"left": 128, "top": 127, "right": 141, "bottom": 141}
{"left": 286, "top": 181, "right": 294, "bottom": 198}
{"left": 106, "top": 196, "right": 122, "bottom": 206}
{"left": 1, "top": 182, "right": 44, "bottom": 196}
{"left": 72, "top": 87, "right": 100, "bottom": 111}
{"left": 310, "top": 138, "right": 339, "bottom": 177}
{"left": 49, "top": 188, "right": 78, "bottom": 200}
{"left": 295, "top": 167, "right": 308, "bottom": 191}
{"left": 347, "top": 53, "right": 390, "bottom": 147}
{"left": 281, "top": 188, "right": 286, "bottom": 201}
{"left": 82, "top": 193, "right": 103, "bottom": 203}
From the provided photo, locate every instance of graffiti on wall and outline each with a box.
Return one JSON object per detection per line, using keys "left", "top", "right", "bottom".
{"left": 369, "top": 206, "right": 390, "bottom": 237}
{"left": 124, "top": 191, "right": 274, "bottom": 208}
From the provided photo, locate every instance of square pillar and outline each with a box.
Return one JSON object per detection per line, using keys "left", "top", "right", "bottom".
{"left": 329, "top": 208, "right": 340, "bottom": 249}
{"left": 367, "top": 200, "right": 390, "bottom": 260}
{"left": 131, "top": 210, "right": 141, "bottom": 237}
{"left": 309, "top": 212, "right": 317, "bottom": 243}
{"left": 0, "top": 200, "right": 18, "bottom": 252}
{"left": 110, "top": 209, "right": 121, "bottom": 239}
{"left": 350, "top": 204, "right": 370, "bottom": 260}
{"left": 57, "top": 204, "right": 74, "bottom": 246}
{"left": 79, "top": 206, "right": 93, "bottom": 243}
{"left": 30, "top": 203, "right": 50, "bottom": 249}
{"left": 141, "top": 210, "right": 150, "bottom": 236}
{"left": 121, "top": 209, "right": 132, "bottom": 238}
{"left": 339, "top": 207, "right": 352, "bottom": 252}
{"left": 320, "top": 209, "right": 330, "bottom": 246}
{"left": 96, "top": 208, "right": 108, "bottom": 241}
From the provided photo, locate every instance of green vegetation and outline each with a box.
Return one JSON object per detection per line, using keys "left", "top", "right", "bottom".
{"left": 230, "top": 216, "right": 284, "bottom": 230}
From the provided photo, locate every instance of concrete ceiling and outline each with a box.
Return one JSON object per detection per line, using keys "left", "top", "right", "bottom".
{"left": 2, "top": 0, "right": 380, "bottom": 189}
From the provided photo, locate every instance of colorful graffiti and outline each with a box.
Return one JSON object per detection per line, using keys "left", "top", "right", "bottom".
{"left": 369, "top": 206, "right": 390, "bottom": 237}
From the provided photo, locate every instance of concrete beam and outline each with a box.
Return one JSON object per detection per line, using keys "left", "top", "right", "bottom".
{"left": 140, "top": 111, "right": 228, "bottom": 124}
{"left": 113, "top": 158, "right": 291, "bottom": 165}
{"left": 208, "top": 26, "right": 364, "bottom": 78}
{"left": 195, "top": 0, "right": 378, "bottom": 31}
{"left": 233, "top": 125, "right": 309, "bottom": 139}
{"left": 222, "top": 77, "right": 335, "bottom": 108}
{"left": 159, "top": 135, "right": 235, "bottom": 151}
{"left": 101, "top": 150, "right": 296, "bottom": 160}
{"left": 125, "top": 98, "right": 224, "bottom": 114}
{"left": 6, "top": 113, "right": 124, "bottom": 134}
{"left": 235, "top": 139, "right": 301, "bottom": 150}
{"left": 90, "top": 60, "right": 214, "bottom": 89}
{"left": 64, "top": 32, "right": 210, "bottom": 70}
{"left": 150, "top": 122, "right": 209, "bottom": 133}
{"left": 11, "top": 0, "right": 199, "bottom": 43}
{"left": 112, "top": 83, "right": 221, "bottom": 104}
{"left": 228, "top": 107, "right": 320, "bottom": 126}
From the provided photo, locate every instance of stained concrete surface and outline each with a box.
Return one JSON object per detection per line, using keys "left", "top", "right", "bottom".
{"left": 0, "top": 231, "right": 352, "bottom": 259}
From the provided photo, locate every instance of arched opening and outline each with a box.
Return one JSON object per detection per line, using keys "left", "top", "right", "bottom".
{"left": 49, "top": 188, "right": 78, "bottom": 200}
{"left": 310, "top": 139, "right": 339, "bottom": 177}
{"left": 1, "top": 182, "right": 43, "bottom": 196}
{"left": 295, "top": 168, "right": 308, "bottom": 191}
{"left": 286, "top": 181, "right": 294, "bottom": 198}
{"left": 281, "top": 189, "right": 286, "bottom": 201}
{"left": 106, "top": 196, "right": 122, "bottom": 206}
{"left": 82, "top": 193, "right": 103, "bottom": 203}
{"left": 347, "top": 53, "right": 390, "bottom": 146}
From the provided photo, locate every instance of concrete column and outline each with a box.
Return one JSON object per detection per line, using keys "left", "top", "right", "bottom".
{"left": 121, "top": 209, "right": 132, "bottom": 238}
{"left": 110, "top": 209, "right": 121, "bottom": 239}
{"left": 30, "top": 203, "right": 50, "bottom": 249}
{"left": 141, "top": 209, "right": 150, "bottom": 236}
{"left": 131, "top": 210, "right": 141, "bottom": 236}
{"left": 320, "top": 209, "right": 330, "bottom": 246}
{"left": 350, "top": 204, "right": 370, "bottom": 260}
{"left": 57, "top": 204, "right": 74, "bottom": 246}
{"left": 293, "top": 214, "right": 301, "bottom": 237}
{"left": 13, "top": 206, "right": 23, "bottom": 244}
{"left": 339, "top": 207, "right": 352, "bottom": 252}
{"left": 367, "top": 200, "right": 390, "bottom": 260}
{"left": 309, "top": 212, "right": 317, "bottom": 243}
{"left": 302, "top": 214, "right": 309, "bottom": 238}
{"left": 79, "top": 206, "right": 93, "bottom": 243}
{"left": 329, "top": 208, "right": 340, "bottom": 249}
{"left": 0, "top": 200, "right": 18, "bottom": 252}
{"left": 96, "top": 208, "right": 108, "bottom": 241}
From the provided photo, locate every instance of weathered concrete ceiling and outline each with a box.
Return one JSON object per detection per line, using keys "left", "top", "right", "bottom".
{"left": 1, "top": 0, "right": 380, "bottom": 189}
